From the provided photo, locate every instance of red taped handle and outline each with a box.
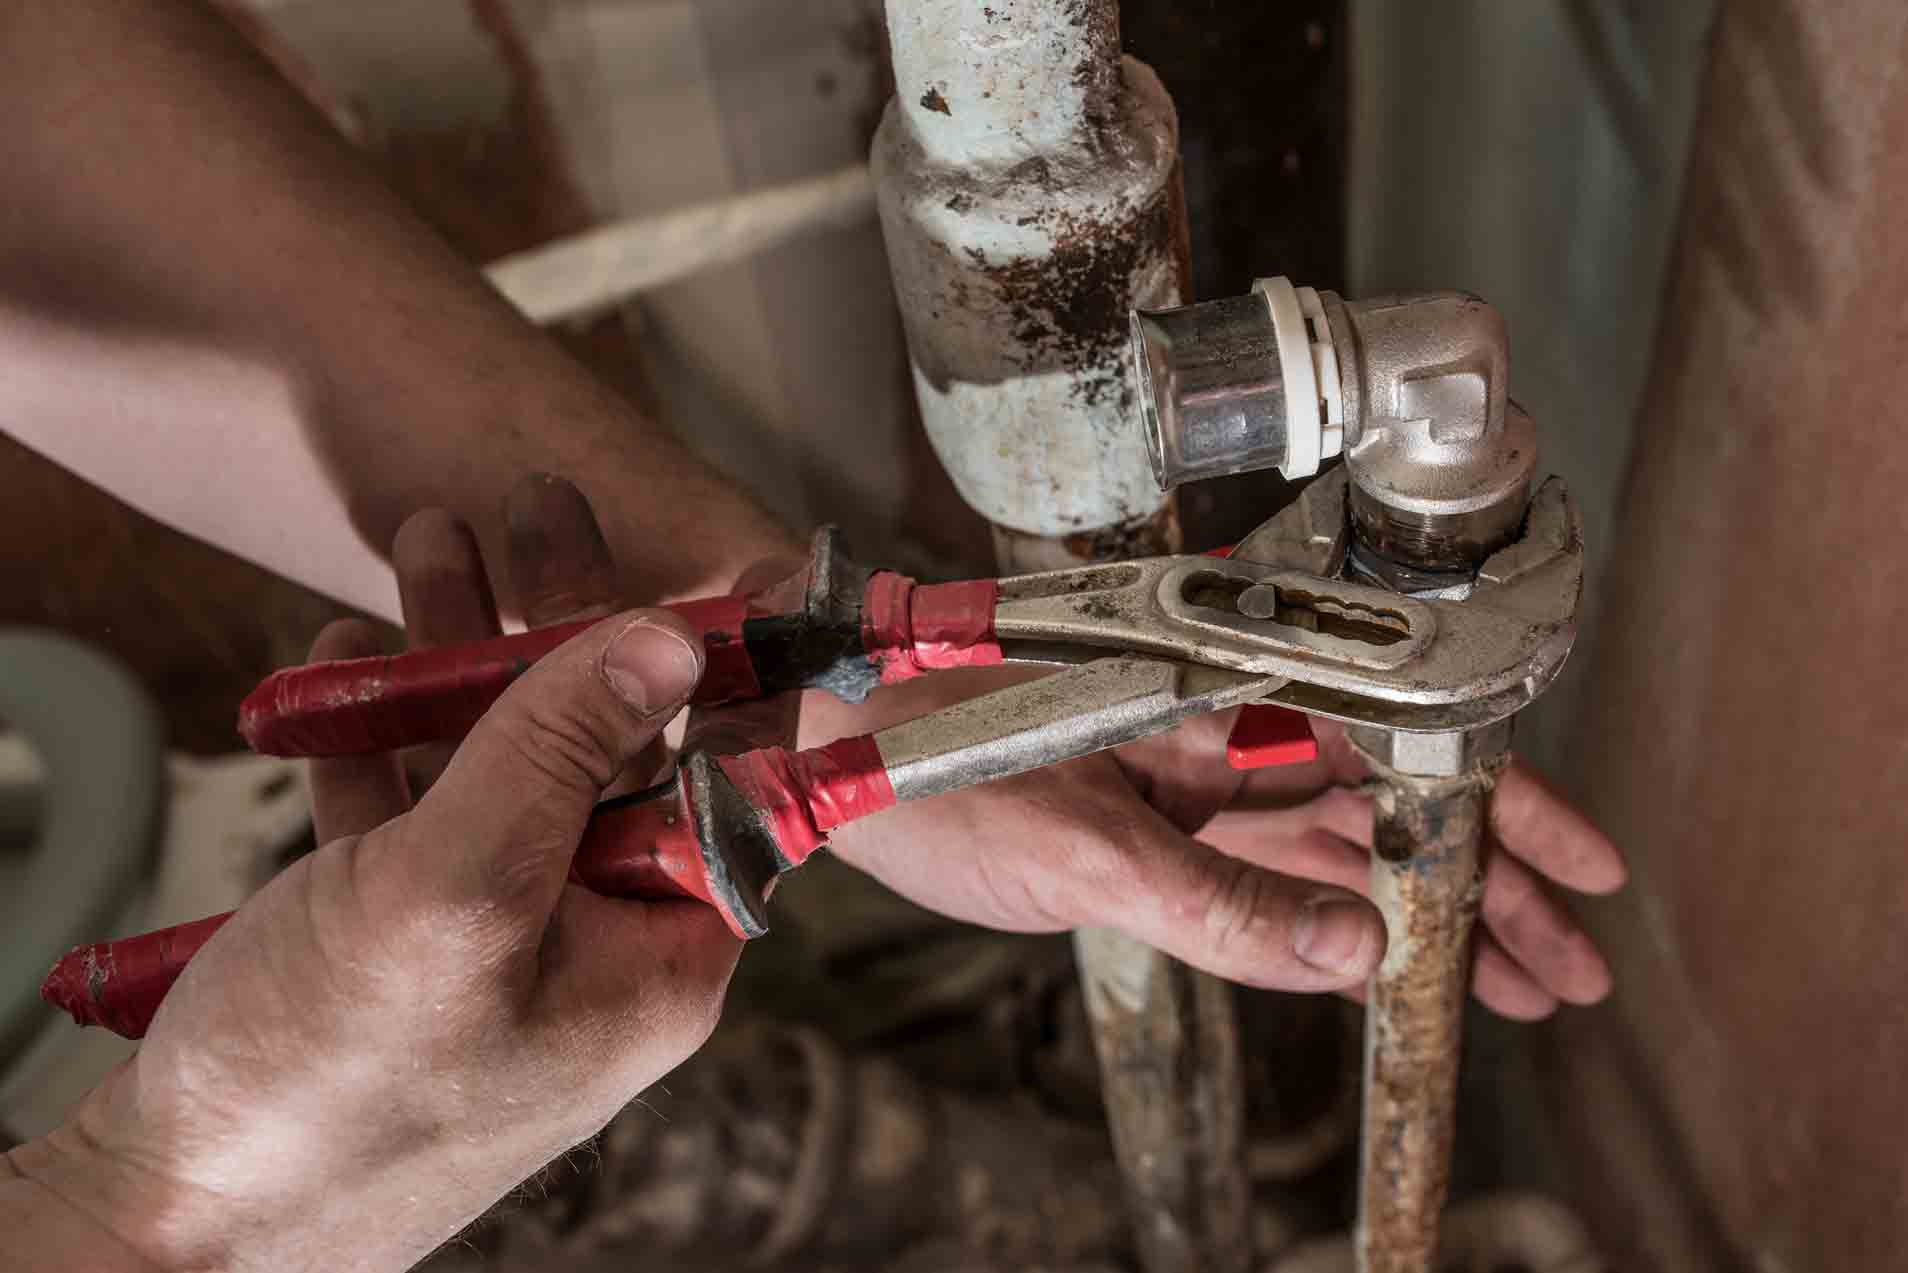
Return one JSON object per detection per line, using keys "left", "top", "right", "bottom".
{"left": 42, "top": 735, "right": 901, "bottom": 1040}
{"left": 40, "top": 912, "right": 234, "bottom": 1038}
{"left": 41, "top": 786, "right": 714, "bottom": 1039}
{"left": 240, "top": 595, "right": 756, "bottom": 757}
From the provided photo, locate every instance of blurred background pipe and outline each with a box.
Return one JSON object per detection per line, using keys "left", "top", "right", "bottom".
{"left": 485, "top": 164, "right": 877, "bottom": 326}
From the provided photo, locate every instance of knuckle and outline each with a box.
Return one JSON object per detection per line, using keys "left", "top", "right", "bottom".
{"left": 1199, "top": 858, "right": 1281, "bottom": 964}
{"left": 502, "top": 699, "right": 623, "bottom": 795}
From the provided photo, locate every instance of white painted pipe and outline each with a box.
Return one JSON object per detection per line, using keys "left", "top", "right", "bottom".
{"left": 485, "top": 163, "right": 876, "bottom": 326}
{"left": 872, "top": 0, "right": 1182, "bottom": 541}
{"left": 885, "top": 0, "right": 1125, "bottom": 163}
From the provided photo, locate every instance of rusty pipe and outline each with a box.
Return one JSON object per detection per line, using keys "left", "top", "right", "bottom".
{"left": 1347, "top": 722, "right": 1510, "bottom": 1273}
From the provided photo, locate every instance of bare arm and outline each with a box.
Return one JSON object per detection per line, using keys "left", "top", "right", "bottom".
{"left": 0, "top": 0, "right": 796, "bottom": 622}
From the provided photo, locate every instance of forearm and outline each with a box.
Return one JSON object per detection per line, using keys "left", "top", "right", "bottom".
{"left": 0, "top": 0, "right": 796, "bottom": 622}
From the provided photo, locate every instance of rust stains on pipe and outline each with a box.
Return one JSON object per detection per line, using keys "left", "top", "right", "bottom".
{"left": 1355, "top": 762, "right": 1496, "bottom": 1273}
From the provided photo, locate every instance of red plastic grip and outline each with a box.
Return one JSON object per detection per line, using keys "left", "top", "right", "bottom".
{"left": 569, "top": 783, "right": 711, "bottom": 908}
{"left": 1226, "top": 705, "right": 1319, "bottom": 770}
{"left": 41, "top": 735, "right": 903, "bottom": 1039}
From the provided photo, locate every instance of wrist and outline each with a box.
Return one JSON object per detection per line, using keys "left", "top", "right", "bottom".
{"left": 3, "top": 1070, "right": 460, "bottom": 1273}
{"left": 3, "top": 1121, "right": 175, "bottom": 1272}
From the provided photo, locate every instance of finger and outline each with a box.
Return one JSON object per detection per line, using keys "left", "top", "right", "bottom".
{"left": 1471, "top": 932, "right": 1560, "bottom": 1021}
{"left": 506, "top": 473, "right": 622, "bottom": 629}
{"left": 396, "top": 509, "right": 503, "bottom": 649}
{"left": 1202, "top": 789, "right": 1591, "bottom": 1014}
{"left": 306, "top": 619, "right": 410, "bottom": 842}
{"left": 730, "top": 551, "right": 815, "bottom": 608}
{"left": 1202, "top": 820, "right": 1369, "bottom": 894}
{"left": 1068, "top": 802, "right": 1386, "bottom": 992}
{"left": 1113, "top": 711, "right": 1244, "bottom": 835}
{"left": 402, "top": 609, "right": 705, "bottom": 927}
{"left": 1198, "top": 787, "right": 1373, "bottom": 889}
{"left": 1490, "top": 758, "right": 1627, "bottom": 894}
{"left": 1479, "top": 848, "right": 1614, "bottom": 1005}
{"left": 394, "top": 509, "right": 504, "bottom": 787}
{"left": 507, "top": 475, "right": 666, "bottom": 788}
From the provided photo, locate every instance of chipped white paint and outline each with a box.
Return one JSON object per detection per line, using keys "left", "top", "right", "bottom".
{"left": 873, "top": 0, "right": 1181, "bottom": 537}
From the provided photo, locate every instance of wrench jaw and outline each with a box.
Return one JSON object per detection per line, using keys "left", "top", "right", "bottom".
{"left": 1230, "top": 464, "right": 1353, "bottom": 578}
{"left": 1226, "top": 471, "right": 1583, "bottom": 733}
{"left": 982, "top": 475, "right": 1581, "bottom": 734}
{"left": 680, "top": 751, "right": 781, "bottom": 940}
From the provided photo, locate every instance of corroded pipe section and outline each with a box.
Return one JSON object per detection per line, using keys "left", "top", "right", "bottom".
{"left": 1347, "top": 725, "right": 1510, "bottom": 1273}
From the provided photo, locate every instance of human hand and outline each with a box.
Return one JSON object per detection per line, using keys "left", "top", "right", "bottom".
{"left": 809, "top": 681, "right": 1623, "bottom": 1017}
{"left": 8, "top": 484, "right": 738, "bottom": 1273}
{"left": 1193, "top": 719, "right": 1623, "bottom": 1018}
{"left": 389, "top": 488, "right": 1620, "bottom": 1025}
{"left": 483, "top": 476, "right": 1622, "bottom": 1018}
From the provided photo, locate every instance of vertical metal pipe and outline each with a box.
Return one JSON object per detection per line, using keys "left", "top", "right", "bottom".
{"left": 1345, "top": 725, "right": 1510, "bottom": 1273}
{"left": 873, "top": 4, "right": 1249, "bottom": 1268}
{"left": 1073, "top": 931, "right": 1250, "bottom": 1273}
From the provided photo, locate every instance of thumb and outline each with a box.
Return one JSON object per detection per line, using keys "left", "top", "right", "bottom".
{"left": 404, "top": 610, "right": 704, "bottom": 922}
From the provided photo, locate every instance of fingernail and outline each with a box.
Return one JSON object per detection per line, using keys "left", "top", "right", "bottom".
{"left": 602, "top": 618, "right": 703, "bottom": 719}
{"left": 1294, "top": 895, "right": 1381, "bottom": 977}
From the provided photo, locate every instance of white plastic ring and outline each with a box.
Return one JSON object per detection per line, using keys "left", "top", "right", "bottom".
{"left": 1255, "top": 276, "right": 1321, "bottom": 478}
{"left": 1296, "top": 285, "right": 1344, "bottom": 460}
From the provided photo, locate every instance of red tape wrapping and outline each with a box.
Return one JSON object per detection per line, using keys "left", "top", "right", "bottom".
{"left": 859, "top": 573, "right": 1001, "bottom": 684}
{"left": 909, "top": 580, "right": 1004, "bottom": 670}
{"left": 238, "top": 619, "right": 594, "bottom": 756}
{"left": 40, "top": 911, "right": 234, "bottom": 1038}
{"left": 859, "top": 572, "right": 917, "bottom": 684}
{"left": 718, "top": 735, "right": 896, "bottom": 866}
{"left": 239, "top": 596, "right": 764, "bottom": 758}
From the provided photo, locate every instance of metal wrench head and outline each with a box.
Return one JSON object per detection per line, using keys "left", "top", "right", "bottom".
{"left": 1231, "top": 473, "right": 1583, "bottom": 732}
